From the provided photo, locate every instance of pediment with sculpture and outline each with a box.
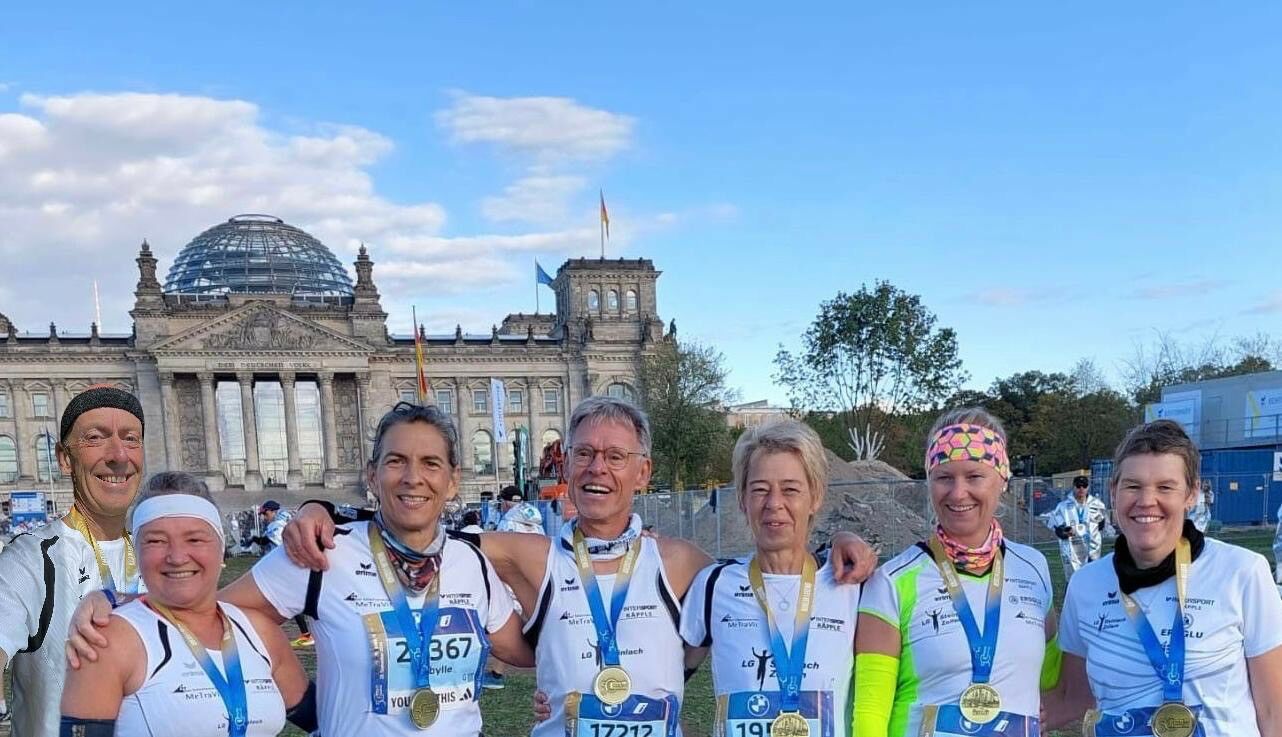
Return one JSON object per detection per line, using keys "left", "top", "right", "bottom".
{"left": 151, "top": 303, "right": 372, "bottom": 354}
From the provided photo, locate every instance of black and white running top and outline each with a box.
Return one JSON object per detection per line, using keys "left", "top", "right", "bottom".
{"left": 112, "top": 600, "right": 285, "bottom": 737}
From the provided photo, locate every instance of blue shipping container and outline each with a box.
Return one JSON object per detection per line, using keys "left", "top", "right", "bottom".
{"left": 1200, "top": 448, "right": 1282, "bottom": 526}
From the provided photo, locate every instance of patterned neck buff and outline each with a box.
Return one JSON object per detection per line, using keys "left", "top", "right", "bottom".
{"left": 925, "top": 423, "right": 1011, "bottom": 480}
{"left": 935, "top": 519, "right": 1004, "bottom": 575}
{"left": 558, "top": 513, "right": 644, "bottom": 560}
{"left": 373, "top": 512, "right": 445, "bottom": 595}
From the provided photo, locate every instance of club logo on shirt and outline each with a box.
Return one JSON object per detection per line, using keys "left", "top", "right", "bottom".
{"left": 924, "top": 609, "right": 943, "bottom": 634}
{"left": 743, "top": 647, "right": 774, "bottom": 689}
{"left": 78, "top": 566, "right": 90, "bottom": 584}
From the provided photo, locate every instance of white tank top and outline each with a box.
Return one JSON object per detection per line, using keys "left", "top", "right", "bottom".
{"left": 113, "top": 600, "right": 286, "bottom": 737}
{"left": 679, "top": 560, "right": 861, "bottom": 737}
{"left": 525, "top": 536, "right": 685, "bottom": 737}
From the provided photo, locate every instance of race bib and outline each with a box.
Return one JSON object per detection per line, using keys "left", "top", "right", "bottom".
{"left": 565, "top": 692, "right": 680, "bottom": 737}
{"left": 1087, "top": 706, "right": 1206, "bottom": 737}
{"left": 715, "top": 691, "right": 833, "bottom": 737}
{"left": 921, "top": 705, "right": 1039, "bottom": 737}
{"left": 366, "top": 606, "right": 490, "bottom": 716}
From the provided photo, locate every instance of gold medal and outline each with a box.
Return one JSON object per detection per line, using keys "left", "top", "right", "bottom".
{"left": 1081, "top": 708, "right": 1100, "bottom": 737}
{"left": 409, "top": 688, "right": 440, "bottom": 730}
{"left": 958, "top": 683, "right": 1002, "bottom": 724}
{"left": 593, "top": 666, "right": 632, "bottom": 706}
{"left": 1151, "top": 703, "right": 1196, "bottom": 737}
{"left": 769, "top": 711, "right": 810, "bottom": 737}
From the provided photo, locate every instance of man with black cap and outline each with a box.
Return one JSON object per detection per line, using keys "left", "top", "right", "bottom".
{"left": 0, "top": 384, "right": 146, "bottom": 737}
{"left": 495, "top": 484, "right": 544, "bottom": 534}
{"left": 1042, "top": 474, "right": 1109, "bottom": 579}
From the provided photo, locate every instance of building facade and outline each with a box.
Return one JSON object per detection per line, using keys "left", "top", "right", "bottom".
{"left": 0, "top": 214, "right": 667, "bottom": 514}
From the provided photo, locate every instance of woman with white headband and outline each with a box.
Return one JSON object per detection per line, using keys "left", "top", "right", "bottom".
{"left": 59, "top": 472, "right": 314, "bottom": 737}
{"left": 853, "top": 407, "right": 1059, "bottom": 737}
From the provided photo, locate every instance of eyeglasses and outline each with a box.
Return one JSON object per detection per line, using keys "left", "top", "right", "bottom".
{"left": 568, "top": 445, "right": 648, "bottom": 471}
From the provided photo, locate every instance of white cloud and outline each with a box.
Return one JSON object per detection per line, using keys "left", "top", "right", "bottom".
{"left": 436, "top": 92, "right": 634, "bottom": 163}
{"left": 965, "top": 288, "right": 1043, "bottom": 307}
{"left": 481, "top": 174, "right": 587, "bottom": 224}
{"left": 1245, "top": 292, "right": 1282, "bottom": 315}
{"left": 1134, "top": 279, "right": 1227, "bottom": 300}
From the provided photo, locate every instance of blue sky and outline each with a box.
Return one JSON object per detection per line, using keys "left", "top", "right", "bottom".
{"left": 2, "top": 2, "right": 1280, "bottom": 404}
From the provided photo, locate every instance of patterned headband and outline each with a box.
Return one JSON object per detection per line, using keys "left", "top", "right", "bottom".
{"left": 925, "top": 423, "right": 1010, "bottom": 480}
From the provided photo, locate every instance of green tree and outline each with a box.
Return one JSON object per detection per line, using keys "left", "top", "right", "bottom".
{"left": 774, "top": 281, "right": 967, "bottom": 458}
{"left": 637, "top": 339, "right": 738, "bottom": 491}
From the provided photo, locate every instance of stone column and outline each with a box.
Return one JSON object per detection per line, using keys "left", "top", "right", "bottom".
{"left": 197, "top": 373, "right": 225, "bottom": 492}
{"left": 355, "top": 373, "right": 373, "bottom": 467}
{"left": 318, "top": 372, "right": 341, "bottom": 488}
{"left": 158, "top": 373, "right": 182, "bottom": 472}
{"left": 11, "top": 383, "right": 33, "bottom": 482}
{"left": 280, "top": 372, "right": 304, "bottom": 491}
{"left": 454, "top": 377, "right": 471, "bottom": 473}
{"left": 237, "top": 372, "right": 263, "bottom": 492}
{"left": 51, "top": 380, "right": 68, "bottom": 423}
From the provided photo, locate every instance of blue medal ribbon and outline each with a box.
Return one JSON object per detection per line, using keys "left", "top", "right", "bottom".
{"left": 369, "top": 529, "right": 443, "bottom": 692}
{"left": 149, "top": 600, "right": 248, "bottom": 737}
{"left": 1119, "top": 537, "right": 1191, "bottom": 704}
{"left": 928, "top": 536, "right": 1004, "bottom": 686}
{"left": 572, "top": 525, "right": 641, "bottom": 668}
{"left": 747, "top": 555, "right": 816, "bottom": 714}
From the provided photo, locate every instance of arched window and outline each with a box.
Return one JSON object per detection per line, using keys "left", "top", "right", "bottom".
{"left": 606, "top": 383, "right": 636, "bottom": 403}
{"left": 625, "top": 290, "right": 638, "bottom": 311}
{"left": 0, "top": 436, "right": 17, "bottom": 482}
{"left": 472, "top": 429, "right": 494, "bottom": 474}
{"left": 35, "top": 433, "right": 59, "bottom": 482}
{"left": 587, "top": 290, "right": 600, "bottom": 312}
{"left": 607, "top": 290, "right": 619, "bottom": 311}
{"left": 541, "top": 428, "right": 562, "bottom": 450}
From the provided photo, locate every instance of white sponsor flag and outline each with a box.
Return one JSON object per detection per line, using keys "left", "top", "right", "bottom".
{"left": 491, "top": 378, "right": 508, "bottom": 442}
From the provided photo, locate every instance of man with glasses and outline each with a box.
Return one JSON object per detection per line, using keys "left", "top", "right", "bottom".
{"left": 0, "top": 385, "right": 146, "bottom": 737}
{"left": 279, "top": 395, "right": 877, "bottom": 736}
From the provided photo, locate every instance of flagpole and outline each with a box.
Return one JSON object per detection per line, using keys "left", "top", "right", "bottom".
{"left": 535, "top": 259, "right": 540, "bottom": 314}
{"left": 599, "top": 216, "right": 604, "bottom": 259}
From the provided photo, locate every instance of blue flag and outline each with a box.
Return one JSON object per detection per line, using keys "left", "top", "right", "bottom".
{"left": 536, "top": 261, "right": 554, "bottom": 286}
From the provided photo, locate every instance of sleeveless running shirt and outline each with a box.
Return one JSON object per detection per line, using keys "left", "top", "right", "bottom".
{"left": 680, "top": 559, "right": 861, "bottom": 737}
{"left": 252, "top": 521, "right": 513, "bottom": 737}
{"left": 858, "top": 539, "right": 1053, "bottom": 737}
{"left": 112, "top": 600, "right": 284, "bottom": 737}
{"left": 525, "top": 535, "right": 685, "bottom": 737}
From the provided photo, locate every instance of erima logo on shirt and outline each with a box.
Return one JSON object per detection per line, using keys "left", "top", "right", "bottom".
{"left": 560, "top": 577, "right": 580, "bottom": 592}
{"left": 734, "top": 584, "right": 754, "bottom": 599}
{"left": 356, "top": 562, "right": 377, "bottom": 577}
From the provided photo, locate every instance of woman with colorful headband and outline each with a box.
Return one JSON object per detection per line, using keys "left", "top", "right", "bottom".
{"left": 59, "top": 472, "right": 314, "bottom": 737}
{"left": 1045, "top": 420, "right": 1282, "bottom": 737}
{"left": 853, "top": 407, "right": 1058, "bottom": 737}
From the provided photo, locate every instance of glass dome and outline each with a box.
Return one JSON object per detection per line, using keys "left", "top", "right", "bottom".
{"left": 163, "top": 214, "right": 354, "bottom": 298}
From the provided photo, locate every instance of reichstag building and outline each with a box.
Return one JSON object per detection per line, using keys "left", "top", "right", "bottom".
{"left": 0, "top": 214, "right": 666, "bottom": 513}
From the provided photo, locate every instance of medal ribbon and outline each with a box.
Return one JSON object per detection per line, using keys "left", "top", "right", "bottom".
{"left": 68, "top": 505, "right": 138, "bottom": 593}
{"left": 928, "top": 536, "right": 1004, "bottom": 685}
{"left": 370, "top": 531, "right": 443, "bottom": 691}
{"left": 148, "top": 600, "right": 248, "bottom": 737}
{"left": 747, "top": 556, "right": 816, "bottom": 714}
{"left": 1118, "top": 538, "right": 1191, "bottom": 704}
{"left": 572, "top": 526, "right": 641, "bottom": 667}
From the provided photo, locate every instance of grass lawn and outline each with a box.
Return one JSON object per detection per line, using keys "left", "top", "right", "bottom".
{"left": 3, "top": 527, "right": 1276, "bottom": 737}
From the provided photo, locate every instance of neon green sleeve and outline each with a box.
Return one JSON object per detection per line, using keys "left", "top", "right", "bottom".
{"left": 853, "top": 652, "right": 899, "bottom": 737}
{"left": 1040, "top": 634, "right": 1063, "bottom": 691}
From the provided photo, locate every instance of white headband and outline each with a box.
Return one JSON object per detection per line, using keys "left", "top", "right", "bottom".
{"left": 131, "top": 495, "right": 225, "bottom": 547}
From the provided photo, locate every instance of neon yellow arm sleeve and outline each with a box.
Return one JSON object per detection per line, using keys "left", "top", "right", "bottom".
{"left": 1040, "top": 634, "right": 1063, "bottom": 691}
{"left": 853, "top": 652, "right": 899, "bottom": 737}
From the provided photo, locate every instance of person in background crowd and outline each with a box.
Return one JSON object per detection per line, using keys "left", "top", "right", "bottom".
{"left": 252, "top": 501, "right": 313, "bottom": 648}
{"left": 0, "top": 385, "right": 147, "bottom": 737}
{"left": 1047, "top": 419, "right": 1282, "bottom": 736}
{"left": 1188, "top": 480, "right": 1214, "bottom": 533}
{"left": 459, "top": 510, "right": 485, "bottom": 535}
{"left": 279, "top": 396, "right": 878, "bottom": 737}
{"left": 496, "top": 484, "right": 544, "bottom": 534}
{"left": 855, "top": 407, "right": 1058, "bottom": 737}
{"left": 1043, "top": 475, "right": 1109, "bottom": 580}
{"left": 59, "top": 472, "right": 314, "bottom": 737}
